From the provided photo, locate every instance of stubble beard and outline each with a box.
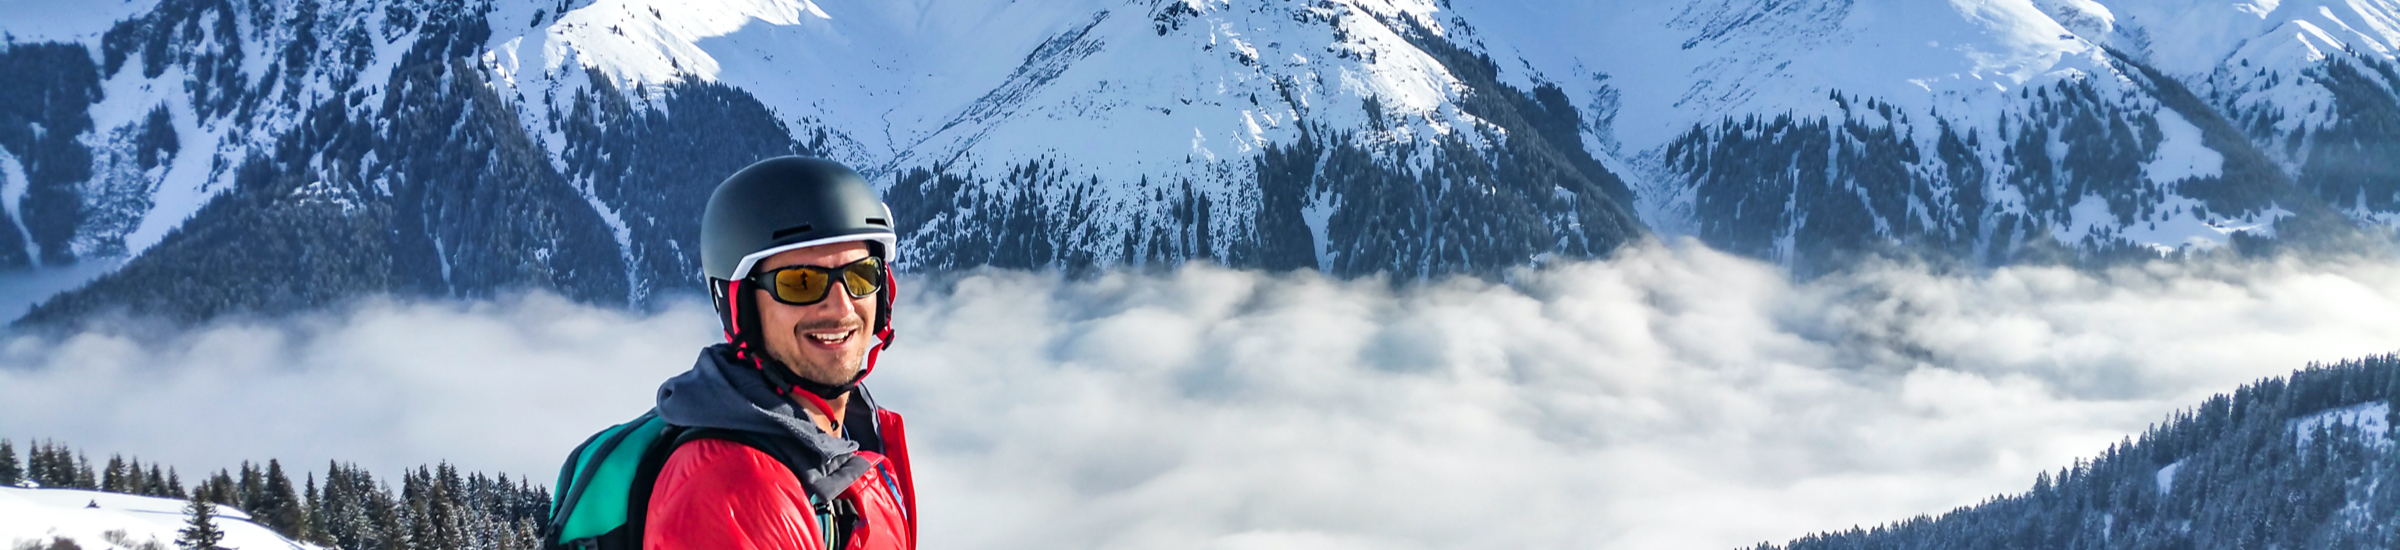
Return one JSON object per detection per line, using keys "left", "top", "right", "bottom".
{"left": 775, "top": 316, "right": 867, "bottom": 386}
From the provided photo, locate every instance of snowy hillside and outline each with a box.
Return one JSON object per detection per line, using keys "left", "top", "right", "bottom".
{"left": 1767, "top": 356, "right": 2400, "bottom": 549}
{"left": 4, "top": 0, "right": 2400, "bottom": 323}
{"left": 0, "top": 487, "right": 310, "bottom": 550}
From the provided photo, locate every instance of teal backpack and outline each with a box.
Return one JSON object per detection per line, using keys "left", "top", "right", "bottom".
{"left": 543, "top": 409, "right": 813, "bottom": 550}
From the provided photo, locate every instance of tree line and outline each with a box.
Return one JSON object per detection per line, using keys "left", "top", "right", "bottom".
{"left": 2, "top": 440, "right": 549, "bottom": 550}
{"left": 1760, "top": 352, "right": 2400, "bottom": 550}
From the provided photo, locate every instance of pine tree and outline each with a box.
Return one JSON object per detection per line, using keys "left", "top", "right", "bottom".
{"left": 257, "top": 459, "right": 304, "bottom": 537}
{"left": 177, "top": 490, "right": 226, "bottom": 550}
{"left": 205, "top": 470, "right": 236, "bottom": 506}
{"left": 104, "top": 454, "right": 127, "bottom": 492}
{"left": 146, "top": 464, "right": 167, "bottom": 497}
{"left": 73, "top": 451, "right": 96, "bottom": 489}
{"left": 125, "top": 458, "right": 146, "bottom": 494}
{"left": 322, "top": 462, "right": 361, "bottom": 550}
{"left": 370, "top": 477, "right": 409, "bottom": 550}
{"left": 0, "top": 438, "right": 18, "bottom": 486}
{"left": 302, "top": 472, "right": 327, "bottom": 545}
{"left": 27, "top": 440, "right": 53, "bottom": 486}
{"left": 320, "top": 464, "right": 348, "bottom": 548}
{"left": 167, "top": 467, "right": 186, "bottom": 498}
{"left": 50, "top": 443, "right": 69, "bottom": 486}
{"left": 47, "top": 445, "right": 68, "bottom": 487}
{"left": 196, "top": 471, "right": 217, "bottom": 504}
{"left": 239, "top": 461, "right": 263, "bottom": 511}
{"left": 42, "top": 441, "right": 64, "bottom": 487}
{"left": 405, "top": 468, "right": 437, "bottom": 550}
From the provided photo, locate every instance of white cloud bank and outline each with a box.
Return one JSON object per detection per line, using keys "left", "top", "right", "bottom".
{"left": 5, "top": 241, "right": 2400, "bottom": 549}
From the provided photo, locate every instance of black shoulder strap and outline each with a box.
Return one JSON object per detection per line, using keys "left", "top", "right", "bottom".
{"left": 845, "top": 389, "right": 886, "bottom": 455}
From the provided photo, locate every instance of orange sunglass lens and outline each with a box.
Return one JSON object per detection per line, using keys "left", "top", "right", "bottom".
{"left": 842, "top": 259, "right": 883, "bottom": 297}
{"left": 773, "top": 268, "right": 832, "bottom": 304}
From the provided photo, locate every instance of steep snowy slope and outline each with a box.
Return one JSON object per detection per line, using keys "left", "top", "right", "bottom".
{"left": 0, "top": 486, "right": 309, "bottom": 550}
{"left": 867, "top": 1, "right": 1642, "bottom": 274}
{"left": 483, "top": 0, "right": 1112, "bottom": 162}
{"left": 1451, "top": 0, "right": 2392, "bottom": 273}
{"left": 2097, "top": 0, "right": 2400, "bottom": 225}
{"left": 7, "top": 0, "right": 636, "bottom": 323}
{"left": 1460, "top": 0, "right": 2092, "bottom": 155}
{"left": 2096, "top": 0, "right": 2400, "bottom": 79}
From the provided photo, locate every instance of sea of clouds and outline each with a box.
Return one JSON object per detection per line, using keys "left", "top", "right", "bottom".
{"left": 5, "top": 241, "right": 2400, "bottom": 549}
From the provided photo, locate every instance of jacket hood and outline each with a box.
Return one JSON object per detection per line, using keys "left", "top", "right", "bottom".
{"left": 655, "top": 344, "right": 873, "bottom": 498}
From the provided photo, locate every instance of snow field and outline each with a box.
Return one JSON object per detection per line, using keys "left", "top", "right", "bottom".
{"left": 0, "top": 0, "right": 163, "bottom": 45}
{"left": 1, "top": 147, "right": 29, "bottom": 257}
{"left": 2290, "top": 400, "right": 2394, "bottom": 451}
{"left": 0, "top": 487, "right": 311, "bottom": 550}
{"left": 2154, "top": 459, "right": 2180, "bottom": 495}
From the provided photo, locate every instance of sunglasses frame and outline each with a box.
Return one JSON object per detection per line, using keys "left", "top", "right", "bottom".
{"left": 745, "top": 256, "right": 886, "bottom": 306}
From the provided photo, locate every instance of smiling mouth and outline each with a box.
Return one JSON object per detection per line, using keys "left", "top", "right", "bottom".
{"left": 804, "top": 328, "right": 855, "bottom": 346}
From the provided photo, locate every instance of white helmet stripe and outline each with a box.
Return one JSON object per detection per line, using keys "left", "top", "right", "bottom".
{"left": 726, "top": 233, "right": 899, "bottom": 281}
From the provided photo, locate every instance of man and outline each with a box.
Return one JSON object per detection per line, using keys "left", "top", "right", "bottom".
{"left": 644, "top": 156, "right": 916, "bottom": 550}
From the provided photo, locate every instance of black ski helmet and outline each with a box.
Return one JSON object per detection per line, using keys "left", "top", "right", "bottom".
{"left": 701, "top": 156, "right": 898, "bottom": 402}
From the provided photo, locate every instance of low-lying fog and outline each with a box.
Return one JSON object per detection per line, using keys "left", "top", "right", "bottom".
{"left": 5, "top": 241, "right": 2399, "bottom": 549}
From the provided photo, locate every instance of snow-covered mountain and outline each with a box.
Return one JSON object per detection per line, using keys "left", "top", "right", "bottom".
{"left": 4, "top": 0, "right": 2398, "bottom": 324}
{"left": 1459, "top": 0, "right": 2400, "bottom": 271}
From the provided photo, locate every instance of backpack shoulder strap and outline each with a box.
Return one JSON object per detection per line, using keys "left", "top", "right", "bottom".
{"left": 551, "top": 422, "right": 798, "bottom": 550}
{"left": 612, "top": 421, "right": 696, "bottom": 549}
{"left": 544, "top": 410, "right": 679, "bottom": 550}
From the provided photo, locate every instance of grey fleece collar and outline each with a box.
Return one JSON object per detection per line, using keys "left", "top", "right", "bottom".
{"left": 654, "top": 345, "right": 874, "bottom": 499}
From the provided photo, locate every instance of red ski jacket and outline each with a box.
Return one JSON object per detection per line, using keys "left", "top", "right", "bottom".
{"left": 643, "top": 410, "right": 918, "bottom": 550}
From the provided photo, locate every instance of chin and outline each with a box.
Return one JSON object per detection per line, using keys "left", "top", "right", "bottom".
{"left": 788, "top": 352, "right": 864, "bottom": 385}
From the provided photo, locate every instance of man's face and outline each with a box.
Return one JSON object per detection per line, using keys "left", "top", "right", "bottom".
{"left": 753, "top": 241, "right": 880, "bottom": 386}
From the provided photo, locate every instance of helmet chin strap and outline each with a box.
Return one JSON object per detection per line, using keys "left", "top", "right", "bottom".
{"left": 723, "top": 273, "right": 900, "bottom": 428}
{"left": 767, "top": 327, "right": 893, "bottom": 425}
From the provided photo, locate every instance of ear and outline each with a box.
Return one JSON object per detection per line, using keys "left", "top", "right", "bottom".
{"left": 735, "top": 281, "right": 766, "bottom": 352}
{"left": 874, "top": 268, "right": 896, "bottom": 338}
{"left": 711, "top": 279, "right": 738, "bottom": 344}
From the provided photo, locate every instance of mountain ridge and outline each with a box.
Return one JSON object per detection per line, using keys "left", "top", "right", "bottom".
{"left": 3, "top": 0, "right": 2399, "bottom": 325}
